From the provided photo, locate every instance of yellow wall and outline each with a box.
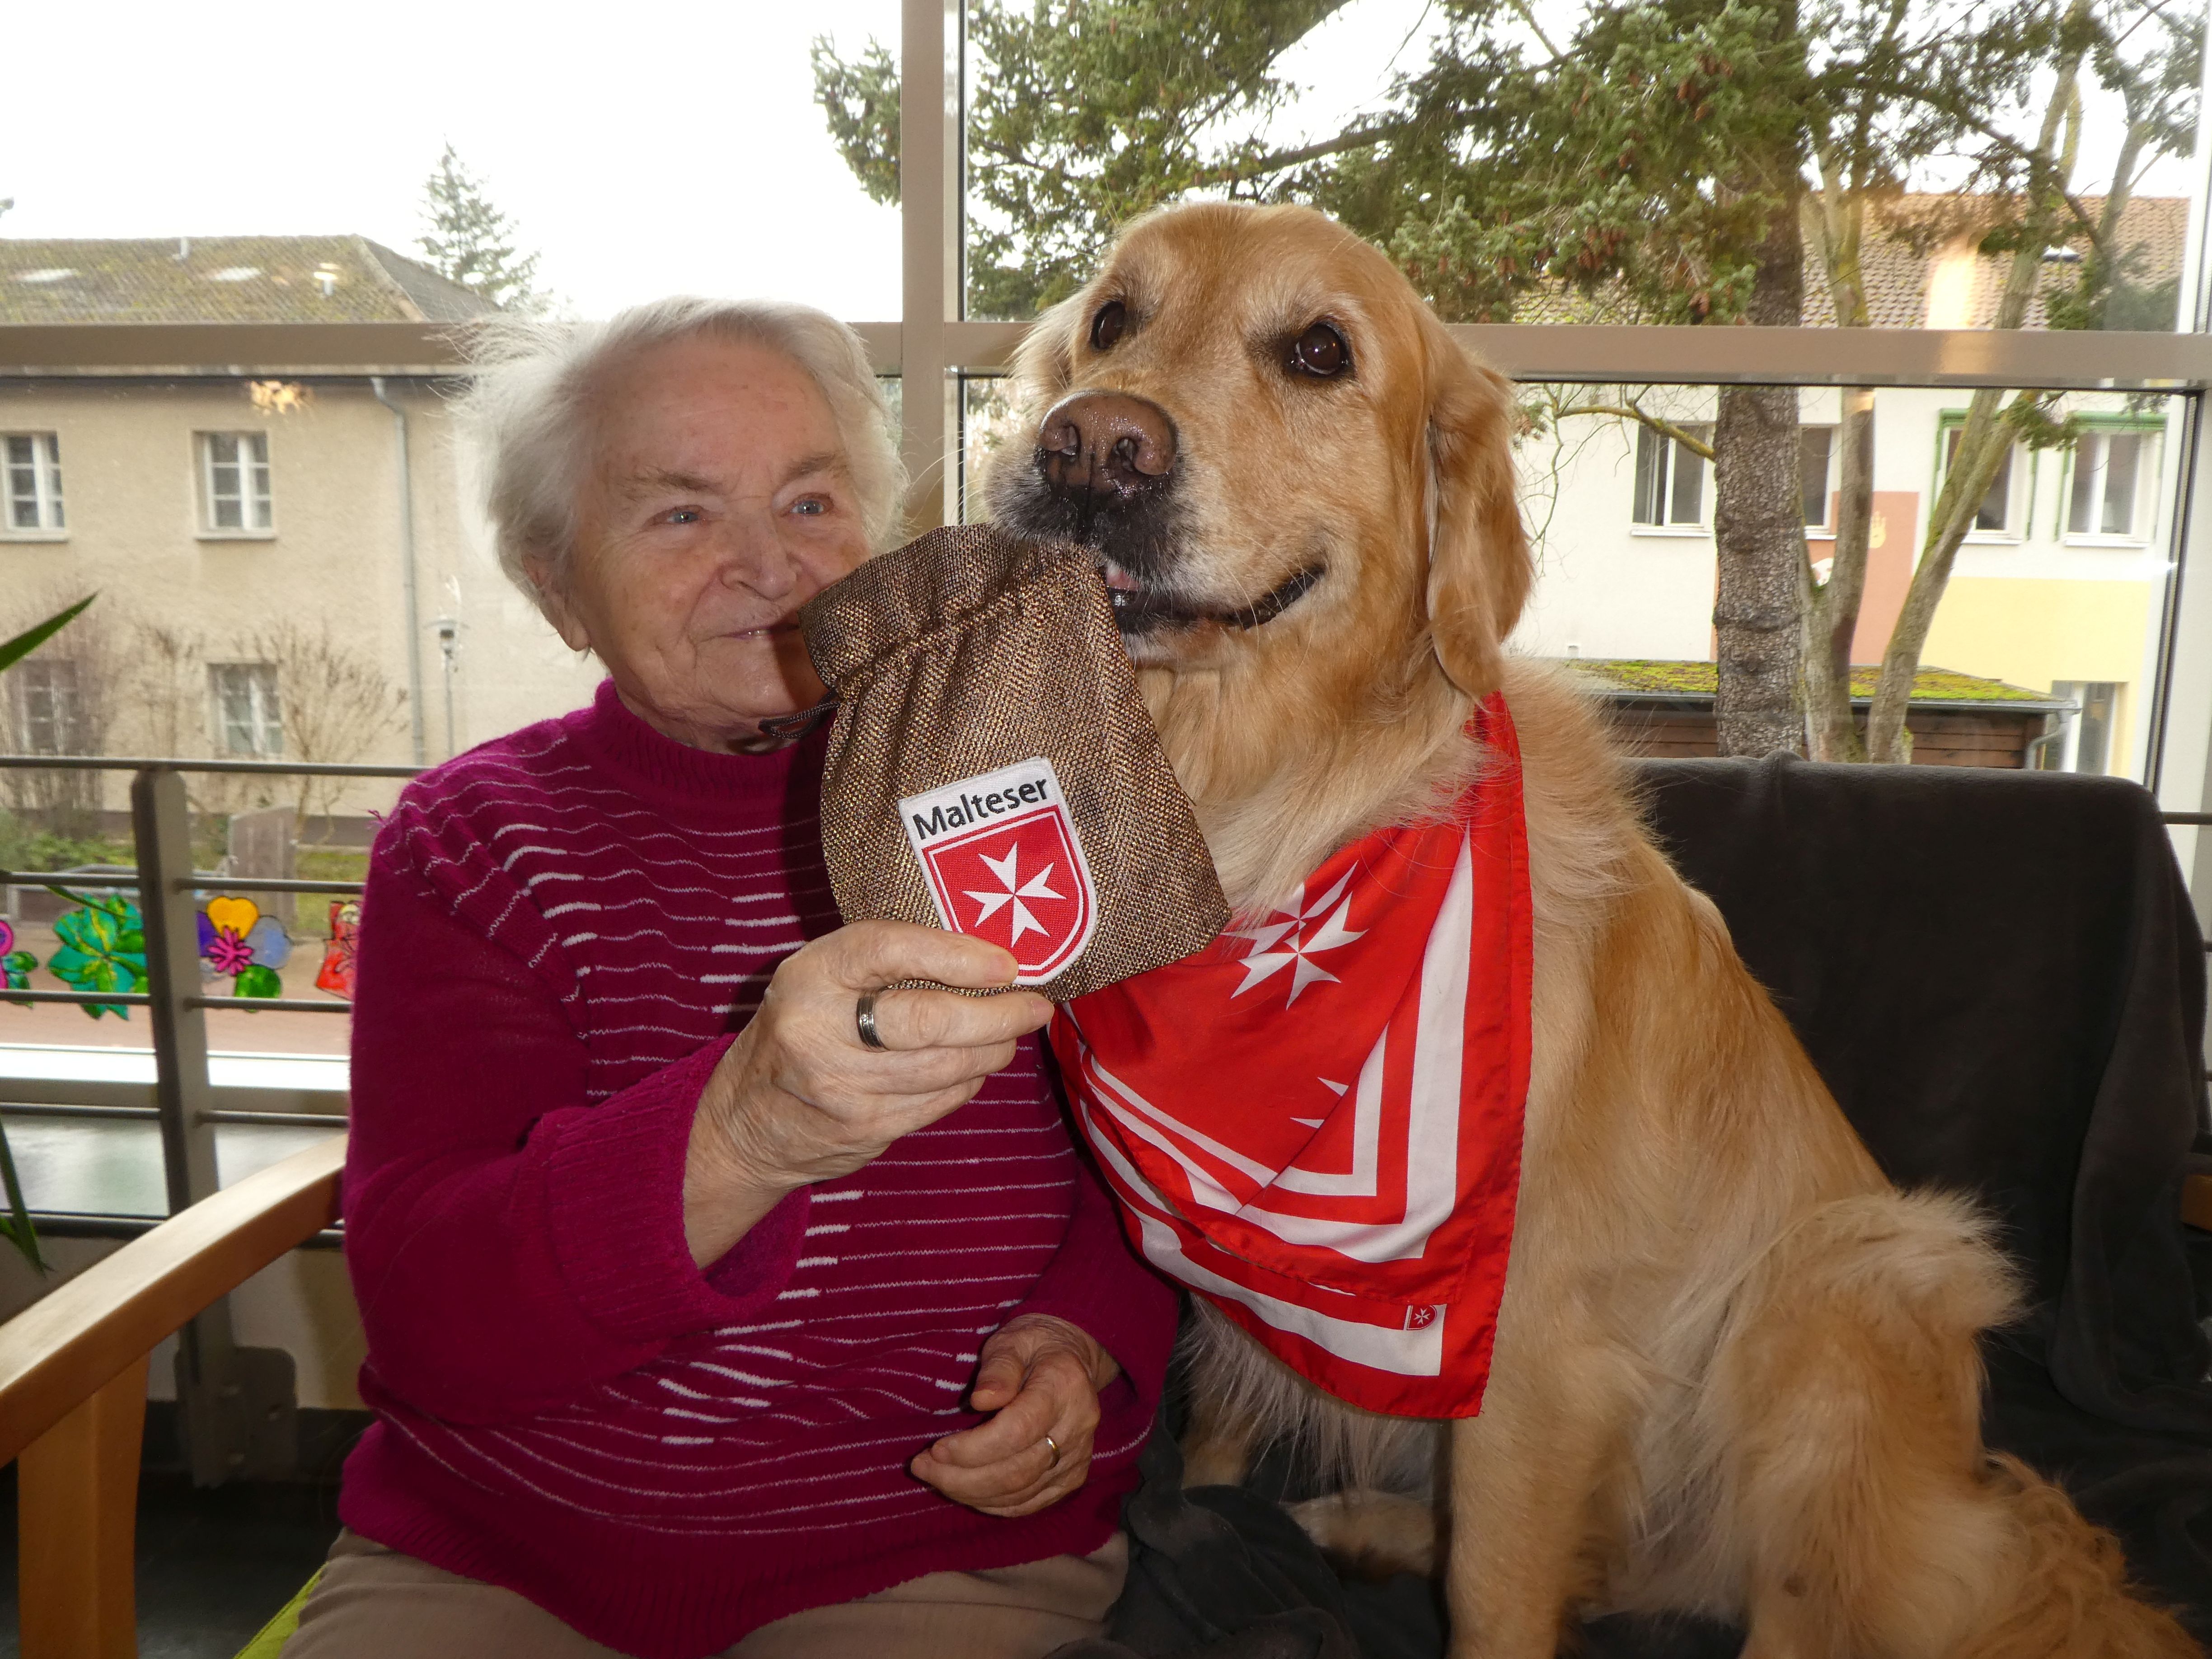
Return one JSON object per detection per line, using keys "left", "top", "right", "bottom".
{"left": 1919, "top": 576, "right": 2153, "bottom": 767}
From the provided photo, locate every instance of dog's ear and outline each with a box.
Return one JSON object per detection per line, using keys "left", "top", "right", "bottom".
{"left": 1423, "top": 330, "right": 1532, "bottom": 699}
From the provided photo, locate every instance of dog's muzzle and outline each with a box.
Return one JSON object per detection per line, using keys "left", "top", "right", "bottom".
{"left": 1105, "top": 564, "right": 1325, "bottom": 633}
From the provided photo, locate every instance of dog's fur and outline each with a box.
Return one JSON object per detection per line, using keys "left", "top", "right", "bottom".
{"left": 985, "top": 202, "right": 2198, "bottom": 1657}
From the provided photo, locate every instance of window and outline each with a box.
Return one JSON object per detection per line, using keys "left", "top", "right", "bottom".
{"left": 198, "top": 431, "right": 272, "bottom": 532}
{"left": 1632, "top": 425, "right": 1709, "bottom": 528}
{"left": 1801, "top": 426, "right": 1834, "bottom": 529}
{"left": 4, "top": 432, "right": 65, "bottom": 534}
{"left": 2041, "top": 681, "right": 2119, "bottom": 774}
{"left": 2067, "top": 429, "right": 2154, "bottom": 539}
{"left": 9, "top": 659, "right": 86, "bottom": 754}
{"left": 210, "top": 662, "right": 283, "bottom": 756}
{"left": 1941, "top": 425, "right": 2020, "bottom": 535}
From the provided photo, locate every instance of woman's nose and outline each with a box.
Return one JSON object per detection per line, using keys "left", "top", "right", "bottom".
{"left": 714, "top": 514, "right": 801, "bottom": 598}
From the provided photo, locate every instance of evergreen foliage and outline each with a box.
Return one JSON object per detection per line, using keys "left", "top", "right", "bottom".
{"left": 816, "top": 0, "right": 2201, "bottom": 755}
{"left": 416, "top": 143, "right": 547, "bottom": 314}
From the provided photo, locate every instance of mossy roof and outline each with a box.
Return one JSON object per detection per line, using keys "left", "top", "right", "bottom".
{"left": 0, "top": 236, "right": 498, "bottom": 324}
{"left": 1570, "top": 659, "right": 2067, "bottom": 708}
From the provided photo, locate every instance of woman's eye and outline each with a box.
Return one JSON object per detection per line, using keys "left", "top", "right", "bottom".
{"left": 1091, "top": 300, "right": 1127, "bottom": 351}
{"left": 792, "top": 496, "right": 829, "bottom": 517}
{"left": 663, "top": 506, "right": 703, "bottom": 525}
{"left": 1288, "top": 321, "right": 1351, "bottom": 379}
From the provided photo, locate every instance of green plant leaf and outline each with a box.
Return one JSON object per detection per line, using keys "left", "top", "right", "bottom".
{"left": 0, "top": 595, "right": 96, "bottom": 677}
{"left": 0, "top": 1123, "right": 44, "bottom": 1274}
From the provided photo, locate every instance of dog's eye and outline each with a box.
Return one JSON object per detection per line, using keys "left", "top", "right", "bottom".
{"left": 1091, "top": 301, "right": 1127, "bottom": 351}
{"left": 1289, "top": 322, "right": 1350, "bottom": 379}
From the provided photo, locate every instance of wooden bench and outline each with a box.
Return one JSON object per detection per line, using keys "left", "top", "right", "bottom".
{"left": 0, "top": 1137, "right": 345, "bottom": 1659}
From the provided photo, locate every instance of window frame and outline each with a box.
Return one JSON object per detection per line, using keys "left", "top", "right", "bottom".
{"left": 195, "top": 428, "right": 275, "bottom": 538}
{"left": 2061, "top": 415, "right": 2165, "bottom": 546}
{"left": 1934, "top": 412, "right": 2030, "bottom": 543}
{"left": 1629, "top": 422, "right": 1712, "bottom": 535}
{"left": 208, "top": 661, "right": 284, "bottom": 757}
{"left": 1, "top": 430, "right": 66, "bottom": 539}
{"left": 9, "top": 657, "right": 85, "bottom": 754}
{"left": 1800, "top": 424, "right": 1837, "bottom": 533}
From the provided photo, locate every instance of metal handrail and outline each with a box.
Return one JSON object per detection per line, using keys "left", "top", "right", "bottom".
{"left": 0, "top": 755, "right": 419, "bottom": 777}
{"left": 0, "top": 870, "right": 363, "bottom": 896}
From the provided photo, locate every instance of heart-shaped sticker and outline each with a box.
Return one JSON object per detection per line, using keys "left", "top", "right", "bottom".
{"left": 205, "top": 896, "right": 260, "bottom": 937}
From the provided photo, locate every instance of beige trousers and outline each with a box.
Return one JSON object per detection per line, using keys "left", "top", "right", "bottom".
{"left": 281, "top": 1528, "right": 1127, "bottom": 1659}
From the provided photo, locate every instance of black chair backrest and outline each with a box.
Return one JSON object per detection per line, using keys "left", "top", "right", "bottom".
{"left": 1634, "top": 755, "right": 2211, "bottom": 1435}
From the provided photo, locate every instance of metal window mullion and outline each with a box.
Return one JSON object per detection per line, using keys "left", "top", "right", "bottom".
{"left": 133, "top": 765, "right": 256, "bottom": 1484}
{"left": 899, "top": 0, "right": 962, "bottom": 532}
{"left": 133, "top": 767, "right": 218, "bottom": 1211}
{"left": 2149, "top": 392, "right": 2208, "bottom": 809}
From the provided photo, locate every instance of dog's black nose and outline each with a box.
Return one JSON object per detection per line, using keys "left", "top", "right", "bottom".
{"left": 1036, "top": 392, "right": 1177, "bottom": 502}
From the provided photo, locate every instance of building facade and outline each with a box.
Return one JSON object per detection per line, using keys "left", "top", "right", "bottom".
{"left": 0, "top": 236, "right": 601, "bottom": 824}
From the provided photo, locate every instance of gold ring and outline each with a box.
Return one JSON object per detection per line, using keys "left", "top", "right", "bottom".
{"left": 1042, "top": 1433, "right": 1059, "bottom": 1462}
{"left": 855, "top": 991, "right": 887, "bottom": 1051}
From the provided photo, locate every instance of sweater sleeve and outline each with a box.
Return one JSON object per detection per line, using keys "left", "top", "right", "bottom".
{"left": 343, "top": 858, "right": 809, "bottom": 1426}
{"left": 1001, "top": 1131, "right": 1181, "bottom": 1411}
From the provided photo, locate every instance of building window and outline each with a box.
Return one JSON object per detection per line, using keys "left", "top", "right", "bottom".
{"left": 210, "top": 663, "right": 283, "bottom": 756}
{"left": 198, "top": 431, "right": 273, "bottom": 532}
{"left": 1940, "top": 425, "right": 2020, "bottom": 535}
{"left": 4, "top": 433, "right": 65, "bottom": 534}
{"left": 2067, "top": 429, "right": 2154, "bottom": 540}
{"left": 1801, "top": 426, "right": 1834, "bottom": 529}
{"left": 9, "top": 659, "right": 87, "bottom": 755}
{"left": 2040, "top": 680, "right": 2118, "bottom": 774}
{"left": 1632, "top": 425, "right": 1709, "bottom": 528}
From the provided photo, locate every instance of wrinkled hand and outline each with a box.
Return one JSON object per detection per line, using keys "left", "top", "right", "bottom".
{"left": 912, "top": 1315, "right": 1119, "bottom": 1518}
{"left": 682, "top": 921, "right": 1051, "bottom": 1264}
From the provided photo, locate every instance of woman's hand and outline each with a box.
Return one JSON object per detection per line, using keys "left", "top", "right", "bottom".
{"left": 682, "top": 920, "right": 1052, "bottom": 1264}
{"left": 911, "top": 1314, "right": 1119, "bottom": 1517}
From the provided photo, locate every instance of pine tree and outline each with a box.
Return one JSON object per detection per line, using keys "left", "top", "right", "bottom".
{"left": 416, "top": 144, "right": 545, "bottom": 314}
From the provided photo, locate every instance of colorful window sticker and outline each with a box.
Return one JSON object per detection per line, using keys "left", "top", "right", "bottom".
{"left": 0, "top": 918, "right": 37, "bottom": 1005}
{"left": 198, "top": 895, "right": 289, "bottom": 1001}
{"left": 47, "top": 891, "right": 148, "bottom": 1019}
{"left": 314, "top": 900, "right": 360, "bottom": 999}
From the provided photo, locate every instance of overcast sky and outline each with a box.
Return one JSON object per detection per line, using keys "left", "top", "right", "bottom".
{"left": 1, "top": 0, "right": 2193, "bottom": 322}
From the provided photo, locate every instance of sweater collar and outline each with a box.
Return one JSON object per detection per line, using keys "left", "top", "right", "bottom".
{"left": 563, "top": 679, "right": 820, "bottom": 813}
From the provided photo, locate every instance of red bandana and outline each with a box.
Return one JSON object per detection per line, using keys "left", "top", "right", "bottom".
{"left": 1052, "top": 698, "right": 1531, "bottom": 1418}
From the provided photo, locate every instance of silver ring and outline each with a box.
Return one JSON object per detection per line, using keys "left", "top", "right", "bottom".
{"left": 1041, "top": 1433, "right": 1059, "bottom": 1462}
{"left": 855, "top": 991, "right": 887, "bottom": 1051}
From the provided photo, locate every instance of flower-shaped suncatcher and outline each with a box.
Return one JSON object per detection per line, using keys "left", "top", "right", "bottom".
{"left": 197, "top": 895, "right": 291, "bottom": 1001}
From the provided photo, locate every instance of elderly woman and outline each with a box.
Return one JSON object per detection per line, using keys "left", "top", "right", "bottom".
{"left": 285, "top": 300, "right": 1177, "bottom": 1659}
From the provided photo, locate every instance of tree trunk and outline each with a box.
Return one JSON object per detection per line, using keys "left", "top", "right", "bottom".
{"left": 1712, "top": 202, "right": 1808, "bottom": 757}
{"left": 1803, "top": 386, "right": 1875, "bottom": 759}
{"left": 1864, "top": 387, "right": 2014, "bottom": 760}
{"left": 1863, "top": 10, "right": 2090, "bottom": 762}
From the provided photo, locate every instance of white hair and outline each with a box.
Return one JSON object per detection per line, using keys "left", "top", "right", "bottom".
{"left": 457, "top": 297, "right": 905, "bottom": 614}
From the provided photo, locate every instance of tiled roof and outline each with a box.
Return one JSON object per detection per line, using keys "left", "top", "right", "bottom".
{"left": 0, "top": 236, "right": 498, "bottom": 324}
{"left": 1572, "top": 659, "right": 2068, "bottom": 707}
{"left": 1513, "top": 194, "right": 2186, "bottom": 329}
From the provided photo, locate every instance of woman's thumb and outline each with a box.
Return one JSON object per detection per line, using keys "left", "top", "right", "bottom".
{"left": 970, "top": 1345, "right": 1027, "bottom": 1409}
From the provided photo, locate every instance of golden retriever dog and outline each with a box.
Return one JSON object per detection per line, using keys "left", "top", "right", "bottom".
{"left": 982, "top": 201, "right": 2198, "bottom": 1658}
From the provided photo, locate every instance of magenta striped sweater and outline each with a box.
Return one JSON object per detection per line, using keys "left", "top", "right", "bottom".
{"left": 337, "top": 680, "right": 1177, "bottom": 1659}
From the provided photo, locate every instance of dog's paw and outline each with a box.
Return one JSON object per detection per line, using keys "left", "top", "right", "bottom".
{"left": 1288, "top": 1489, "right": 1439, "bottom": 1579}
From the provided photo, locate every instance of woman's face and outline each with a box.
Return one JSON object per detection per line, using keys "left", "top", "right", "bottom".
{"left": 539, "top": 334, "right": 875, "bottom": 751}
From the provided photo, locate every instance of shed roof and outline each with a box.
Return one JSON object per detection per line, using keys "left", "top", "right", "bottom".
{"left": 1571, "top": 659, "right": 2072, "bottom": 710}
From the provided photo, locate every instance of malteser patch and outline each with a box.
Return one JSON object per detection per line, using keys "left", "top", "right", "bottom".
{"left": 900, "top": 758, "right": 1099, "bottom": 984}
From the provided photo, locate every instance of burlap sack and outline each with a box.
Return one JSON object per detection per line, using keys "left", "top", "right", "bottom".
{"left": 801, "top": 524, "right": 1228, "bottom": 1001}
